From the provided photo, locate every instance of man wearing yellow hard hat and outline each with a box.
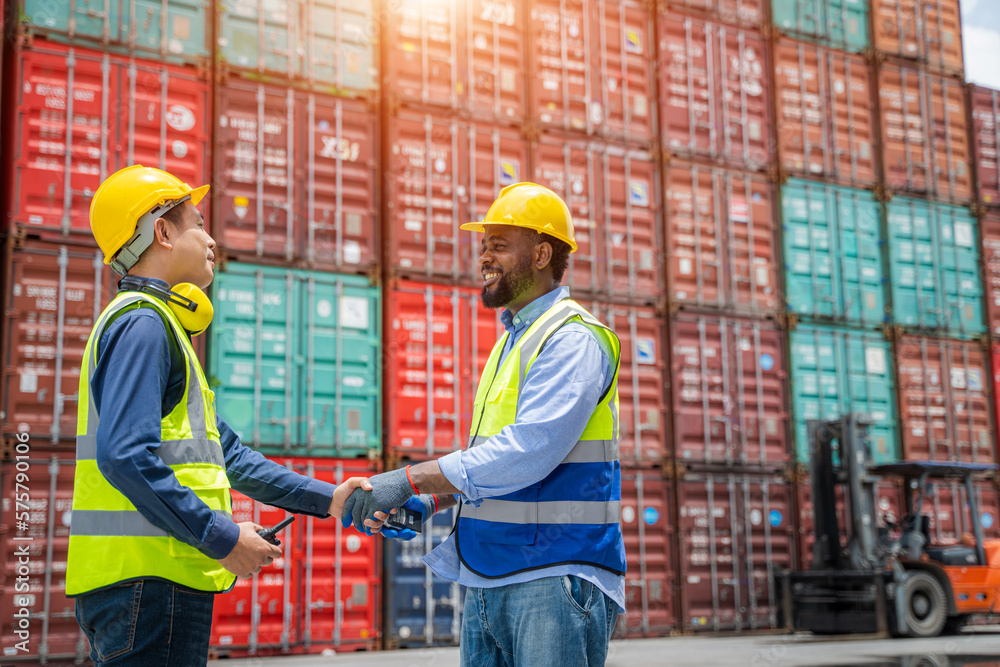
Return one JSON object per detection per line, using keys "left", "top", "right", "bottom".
{"left": 66, "top": 165, "right": 377, "bottom": 666}
{"left": 342, "top": 183, "right": 626, "bottom": 666}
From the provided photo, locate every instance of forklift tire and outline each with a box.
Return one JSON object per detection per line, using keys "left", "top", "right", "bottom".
{"left": 901, "top": 572, "right": 948, "bottom": 638}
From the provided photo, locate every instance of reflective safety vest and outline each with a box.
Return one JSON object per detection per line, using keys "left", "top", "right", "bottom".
{"left": 66, "top": 292, "right": 236, "bottom": 596}
{"left": 455, "top": 298, "right": 626, "bottom": 578}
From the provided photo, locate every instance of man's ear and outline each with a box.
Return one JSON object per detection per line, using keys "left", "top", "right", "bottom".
{"left": 535, "top": 240, "right": 553, "bottom": 270}
{"left": 152, "top": 217, "right": 173, "bottom": 250}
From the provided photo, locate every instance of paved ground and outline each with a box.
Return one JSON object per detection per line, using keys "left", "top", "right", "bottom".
{"left": 215, "top": 627, "right": 1000, "bottom": 667}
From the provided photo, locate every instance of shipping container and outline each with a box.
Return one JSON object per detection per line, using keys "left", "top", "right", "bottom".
{"left": 217, "top": 0, "right": 377, "bottom": 93}
{"left": 214, "top": 80, "right": 378, "bottom": 272}
{"left": 657, "top": 12, "right": 771, "bottom": 171}
{"left": 663, "top": 0, "right": 767, "bottom": 27}
{"left": 885, "top": 198, "right": 984, "bottom": 336}
{"left": 915, "top": 480, "right": 1000, "bottom": 544}
{"left": 781, "top": 179, "right": 885, "bottom": 326}
{"left": 6, "top": 40, "right": 210, "bottom": 239}
{"left": 670, "top": 315, "right": 789, "bottom": 468}
{"left": 773, "top": 40, "right": 876, "bottom": 187}
{"left": 877, "top": 65, "right": 972, "bottom": 204}
{"left": 970, "top": 85, "right": 1000, "bottom": 208}
{"left": 384, "top": 111, "right": 528, "bottom": 283}
{"left": 383, "top": 505, "right": 463, "bottom": 648}
{"left": 983, "top": 213, "right": 1000, "bottom": 337}
{"left": 616, "top": 470, "right": 676, "bottom": 637}
{"left": 770, "top": 0, "right": 869, "bottom": 52}
{"left": 2, "top": 239, "right": 118, "bottom": 442}
{"left": 209, "top": 264, "right": 381, "bottom": 457}
{"left": 677, "top": 473, "right": 793, "bottom": 632}
{"left": 789, "top": 325, "right": 899, "bottom": 465}
{"left": 16, "top": 0, "right": 211, "bottom": 63}
{"left": 663, "top": 163, "right": 779, "bottom": 315}
{"left": 0, "top": 457, "right": 87, "bottom": 664}
{"left": 871, "top": 0, "right": 964, "bottom": 76}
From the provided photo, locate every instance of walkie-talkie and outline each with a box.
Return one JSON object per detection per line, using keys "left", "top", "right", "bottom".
{"left": 384, "top": 506, "right": 423, "bottom": 534}
{"left": 257, "top": 516, "right": 295, "bottom": 546}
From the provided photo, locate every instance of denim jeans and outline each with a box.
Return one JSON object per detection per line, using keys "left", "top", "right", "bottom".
{"left": 74, "top": 579, "right": 215, "bottom": 666}
{"left": 461, "top": 575, "right": 619, "bottom": 667}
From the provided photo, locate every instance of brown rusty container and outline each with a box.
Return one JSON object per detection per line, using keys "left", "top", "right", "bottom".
{"left": 664, "top": 163, "right": 780, "bottom": 315}
{"left": 877, "top": 65, "right": 972, "bottom": 203}
{"left": 896, "top": 336, "right": 994, "bottom": 464}
{"left": 871, "top": 0, "right": 964, "bottom": 76}
{"left": 915, "top": 480, "right": 1000, "bottom": 543}
{"left": 981, "top": 211, "right": 1000, "bottom": 336}
{"left": 773, "top": 39, "right": 877, "bottom": 187}
{"left": 662, "top": 0, "right": 767, "bottom": 27}
{"left": 970, "top": 85, "right": 1000, "bottom": 208}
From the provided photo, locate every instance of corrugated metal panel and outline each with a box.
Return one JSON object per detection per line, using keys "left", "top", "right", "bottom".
{"left": 663, "top": 0, "right": 767, "bottom": 27}
{"left": 214, "top": 81, "right": 378, "bottom": 272}
{"left": 970, "top": 86, "right": 1000, "bottom": 208}
{"left": 8, "top": 40, "right": 210, "bottom": 238}
{"left": 886, "top": 198, "right": 984, "bottom": 336}
{"left": 773, "top": 40, "right": 876, "bottom": 187}
{"left": 18, "top": 0, "right": 211, "bottom": 63}
{"left": 664, "top": 163, "right": 779, "bottom": 315}
{"left": 616, "top": 471, "right": 675, "bottom": 637}
{"left": 789, "top": 325, "right": 898, "bottom": 465}
{"left": 917, "top": 480, "right": 1000, "bottom": 544}
{"left": 878, "top": 66, "right": 972, "bottom": 204}
{"left": 209, "top": 264, "right": 381, "bottom": 457}
{"left": 896, "top": 336, "right": 994, "bottom": 464}
{"left": 781, "top": 179, "right": 885, "bottom": 326}
{"left": 670, "top": 316, "right": 789, "bottom": 467}
{"left": 657, "top": 13, "right": 771, "bottom": 171}
{"left": 770, "top": 0, "right": 870, "bottom": 52}
{"left": 0, "top": 457, "right": 87, "bottom": 664}
{"left": 2, "top": 239, "right": 117, "bottom": 443}
{"left": 871, "top": 0, "right": 964, "bottom": 76}
{"left": 677, "top": 473, "right": 793, "bottom": 632}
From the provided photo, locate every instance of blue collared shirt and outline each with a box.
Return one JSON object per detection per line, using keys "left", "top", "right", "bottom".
{"left": 425, "top": 286, "right": 626, "bottom": 613}
{"left": 90, "top": 278, "right": 337, "bottom": 560}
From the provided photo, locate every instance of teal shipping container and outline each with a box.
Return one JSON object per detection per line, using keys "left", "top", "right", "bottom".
{"left": 886, "top": 198, "right": 985, "bottom": 337}
{"left": 782, "top": 179, "right": 885, "bottom": 327}
{"left": 771, "top": 0, "right": 869, "bottom": 53}
{"left": 18, "top": 0, "right": 210, "bottom": 62}
{"left": 789, "top": 326, "right": 898, "bottom": 465}
{"left": 209, "top": 263, "right": 381, "bottom": 458}
{"left": 217, "top": 0, "right": 376, "bottom": 93}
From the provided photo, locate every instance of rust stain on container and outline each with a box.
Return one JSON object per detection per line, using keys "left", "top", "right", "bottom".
{"left": 970, "top": 85, "right": 1000, "bottom": 208}
{"left": 896, "top": 336, "right": 994, "bottom": 464}
{"left": 877, "top": 65, "right": 971, "bottom": 203}
{"left": 670, "top": 315, "right": 789, "bottom": 467}
{"left": 871, "top": 0, "right": 964, "bottom": 76}
{"left": 664, "top": 163, "right": 779, "bottom": 314}
{"left": 773, "top": 40, "right": 877, "bottom": 187}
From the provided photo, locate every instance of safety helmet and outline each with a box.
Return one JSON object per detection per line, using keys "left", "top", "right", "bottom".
{"left": 90, "top": 165, "right": 210, "bottom": 273}
{"left": 461, "top": 182, "right": 577, "bottom": 252}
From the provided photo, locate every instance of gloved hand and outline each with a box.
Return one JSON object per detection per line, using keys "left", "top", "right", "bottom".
{"left": 379, "top": 495, "right": 437, "bottom": 541}
{"left": 341, "top": 467, "right": 415, "bottom": 534}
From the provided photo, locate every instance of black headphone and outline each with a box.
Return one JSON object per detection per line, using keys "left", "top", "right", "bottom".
{"left": 118, "top": 275, "right": 214, "bottom": 335}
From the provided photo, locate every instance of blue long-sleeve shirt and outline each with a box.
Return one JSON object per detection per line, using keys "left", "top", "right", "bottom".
{"left": 424, "top": 286, "right": 626, "bottom": 613}
{"left": 90, "top": 279, "right": 336, "bottom": 560}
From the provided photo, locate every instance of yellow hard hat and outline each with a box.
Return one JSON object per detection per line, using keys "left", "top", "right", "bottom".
{"left": 461, "top": 182, "right": 577, "bottom": 252}
{"left": 90, "top": 165, "right": 210, "bottom": 271}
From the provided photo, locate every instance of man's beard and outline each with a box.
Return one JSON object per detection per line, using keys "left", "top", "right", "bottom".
{"left": 481, "top": 254, "right": 534, "bottom": 309}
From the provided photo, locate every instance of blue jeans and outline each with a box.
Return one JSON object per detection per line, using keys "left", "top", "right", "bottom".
{"left": 74, "top": 579, "right": 215, "bottom": 666}
{"left": 461, "top": 575, "right": 619, "bottom": 667}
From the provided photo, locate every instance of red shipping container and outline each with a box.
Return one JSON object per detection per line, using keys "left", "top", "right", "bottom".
{"left": 385, "top": 112, "right": 528, "bottom": 283}
{"left": 877, "top": 65, "right": 972, "bottom": 204}
{"left": 677, "top": 473, "right": 794, "bottom": 632}
{"left": 916, "top": 480, "right": 1000, "bottom": 544}
{"left": 871, "top": 0, "right": 964, "bottom": 76}
{"left": 214, "top": 81, "right": 377, "bottom": 271}
{"left": 615, "top": 470, "right": 675, "bottom": 637}
{"left": 970, "top": 85, "right": 1000, "bottom": 208}
{"left": 662, "top": 0, "right": 766, "bottom": 27}
{"left": 0, "top": 457, "right": 86, "bottom": 664}
{"left": 663, "top": 163, "right": 779, "bottom": 314}
{"left": 657, "top": 12, "right": 771, "bottom": 171}
{"left": 981, "top": 213, "right": 1000, "bottom": 336}
{"left": 773, "top": 40, "right": 877, "bottom": 187}
{"left": 670, "top": 315, "right": 789, "bottom": 467}
{"left": 896, "top": 336, "right": 994, "bottom": 464}
{"left": 7, "top": 40, "right": 210, "bottom": 238}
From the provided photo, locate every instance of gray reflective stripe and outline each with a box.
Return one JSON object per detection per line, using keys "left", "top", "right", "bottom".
{"left": 71, "top": 509, "right": 233, "bottom": 537}
{"left": 469, "top": 434, "right": 489, "bottom": 449}
{"left": 515, "top": 302, "right": 581, "bottom": 391}
{"left": 468, "top": 500, "right": 621, "bottom": 525}
{"left": 75, "top": 435, "right": 225, "bottom": 467}
{"left": 561, "top": 439, "right": 619, "bottom": 464}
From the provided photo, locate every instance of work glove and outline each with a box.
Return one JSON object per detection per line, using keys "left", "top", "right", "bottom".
{"left": 379, "top": 495, "right": 437, "bottom": 541}
{"left": 341, "top": 467, "right": 415, "bottom": 534}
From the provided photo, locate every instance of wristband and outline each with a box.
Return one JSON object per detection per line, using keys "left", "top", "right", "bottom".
{"left": 431, "top": 494, "right": 439, "bottom": 513}
{"left": 405, "top": 465, "right": 421, "bottom": 495}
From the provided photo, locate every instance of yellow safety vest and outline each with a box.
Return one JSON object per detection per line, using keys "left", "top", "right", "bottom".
{"left": 66, "top": 292, "right": 236, "bottom": 596}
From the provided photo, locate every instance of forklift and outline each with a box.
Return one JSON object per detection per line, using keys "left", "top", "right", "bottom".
{"left": 776, "top": 414, "right": 1000, "bottom": 637}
